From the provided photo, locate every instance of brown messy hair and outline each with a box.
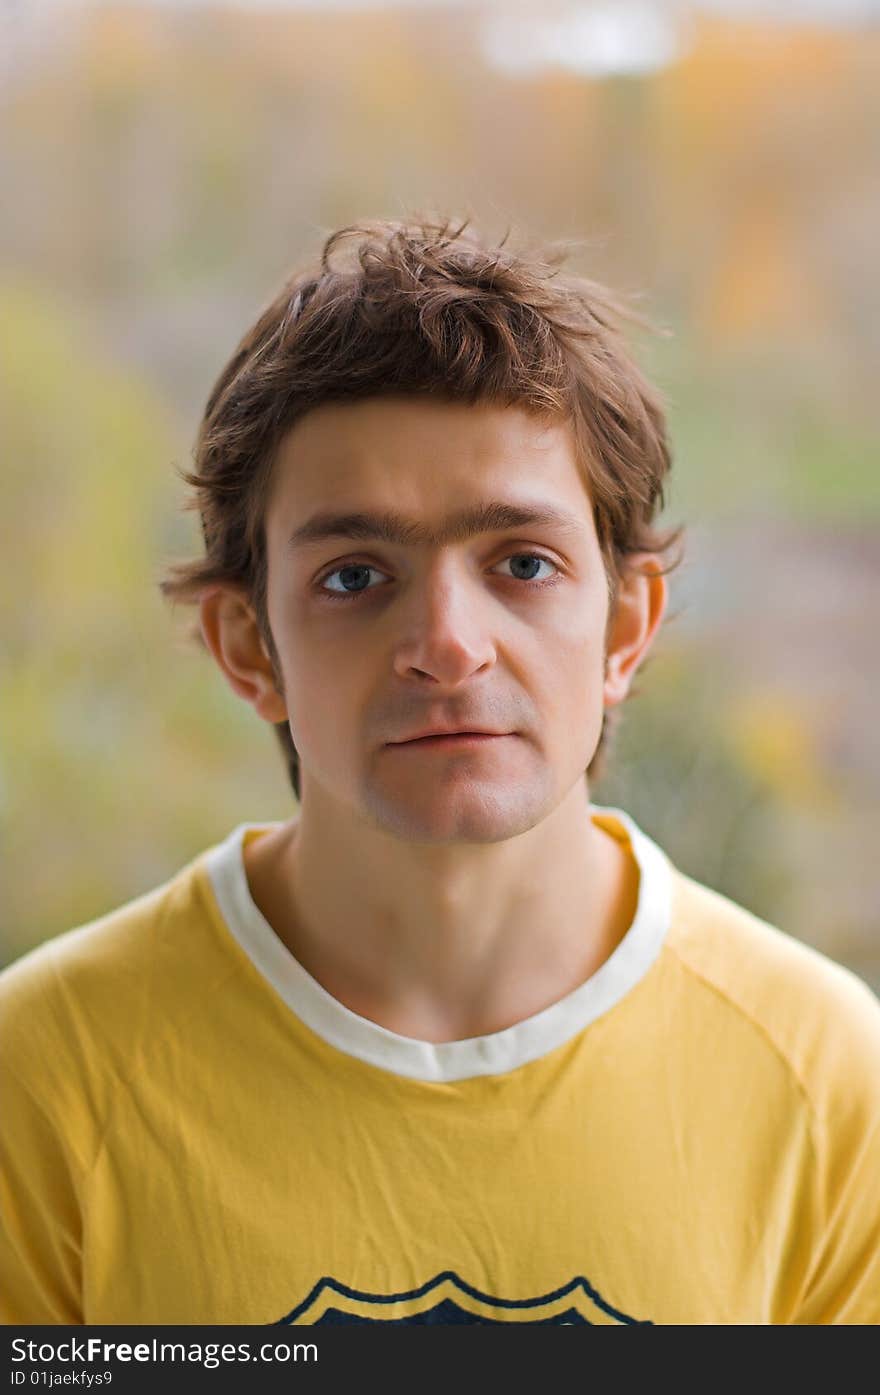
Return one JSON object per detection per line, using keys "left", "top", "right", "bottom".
{"left": 159, "top": 214, "right": 681, "bottom": 801}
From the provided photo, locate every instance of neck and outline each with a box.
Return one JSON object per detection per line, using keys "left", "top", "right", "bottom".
{"left": 244, "top": 783, "right": 639, "bottom": 1043}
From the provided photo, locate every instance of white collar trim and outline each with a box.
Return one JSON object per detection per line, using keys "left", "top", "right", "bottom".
{"left": 202, "top": 805, "right": 672, "bottom": 1083}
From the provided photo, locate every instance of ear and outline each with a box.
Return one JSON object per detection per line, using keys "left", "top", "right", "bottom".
{"left": 199, "top": 586, "right": 288, "bottom": 724}
{"left": 603, "top": 557, "right": 667, "bottom": 709}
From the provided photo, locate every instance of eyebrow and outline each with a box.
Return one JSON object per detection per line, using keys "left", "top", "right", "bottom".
{"left": 287, "top": 501, "right": 586, "bottom": 551}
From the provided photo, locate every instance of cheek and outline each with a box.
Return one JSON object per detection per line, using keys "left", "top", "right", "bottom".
{"left": 268, "top": 582, "right": 371, "bottom": 768}
{"left": 545, "top": 597, "right": 607, "bottom": 680}
{"left": 532, "top": 605, "right": 608, "bottom": 749}
{"left": 272, "top": 615, "right": 367, "bottom": 760}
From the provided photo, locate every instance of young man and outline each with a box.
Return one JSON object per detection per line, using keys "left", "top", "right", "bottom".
{"left": 2, "top": 219, "right": 878, "bottom": 1326}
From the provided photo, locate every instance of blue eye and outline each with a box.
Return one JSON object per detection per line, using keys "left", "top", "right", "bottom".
{"left": 497, "top": 554, "right": 557, "bottom": 582}
{"left": 320, "top": 564, "right": 387, "bottom": 596}
{"left": 316, "top": 553, "right": 558, "bottom": 602}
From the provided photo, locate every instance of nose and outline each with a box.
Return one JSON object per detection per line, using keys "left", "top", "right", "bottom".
{"left": 391, "top": 559, "right": 497, "bottom": 687}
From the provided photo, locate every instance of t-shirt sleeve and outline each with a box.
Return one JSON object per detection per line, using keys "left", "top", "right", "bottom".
{"left": 0, "top": 1064, "right": 85, "bottom": 1324}
{"left": 790, "top": 1113, "right": 880, "bottom": 1325}
{"left": 1, "top": 912, "right": 153, "bottom": 1326}
{"left": 788, "top": 972, "right": 880, "bottom": 1325}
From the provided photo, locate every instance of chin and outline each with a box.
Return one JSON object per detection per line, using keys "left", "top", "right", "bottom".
{"left": 360, "top": 778, "right": 555, "bottom": 846}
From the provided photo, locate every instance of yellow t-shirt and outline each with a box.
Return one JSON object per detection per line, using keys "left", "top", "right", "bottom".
{"left": 2, "top": 807, "right": 879, "bottom": 1325}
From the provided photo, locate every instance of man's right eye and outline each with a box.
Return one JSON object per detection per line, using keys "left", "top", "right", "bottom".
{"left": 317, "top": 564, "right": 390, "bottom": 600}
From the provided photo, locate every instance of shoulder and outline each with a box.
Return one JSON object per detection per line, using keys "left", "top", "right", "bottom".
{"left": 0, "top": 846, "right": 223, "bottom": 1086}
{"left": 663, "top": 868, "right": 880, "bottom": 1121}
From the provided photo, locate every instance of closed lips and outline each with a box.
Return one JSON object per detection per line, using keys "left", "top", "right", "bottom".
{"left": 391, "top": 730, "right": 507, "bottom": 742}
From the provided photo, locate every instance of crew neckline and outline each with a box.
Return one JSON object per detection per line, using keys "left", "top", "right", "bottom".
{"left": 201, "top": 805, "right": 672, "bottom": 1083}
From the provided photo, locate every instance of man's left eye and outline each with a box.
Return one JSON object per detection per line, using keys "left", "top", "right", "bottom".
{"left": 496, "top": 554, "right": 557, "bottom": 581}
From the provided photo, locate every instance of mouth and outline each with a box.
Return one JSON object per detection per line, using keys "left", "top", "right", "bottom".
{"left": 387, "top": 733, "right": 511, "bottom": 749}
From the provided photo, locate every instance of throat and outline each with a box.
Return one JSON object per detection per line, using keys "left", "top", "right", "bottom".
{"left": 242, "top": 816, "right": 640, "bottom": 1043}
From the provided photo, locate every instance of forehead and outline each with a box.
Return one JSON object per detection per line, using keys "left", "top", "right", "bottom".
{"left": 267, "top": 396, "right": 595, "bottom": 534}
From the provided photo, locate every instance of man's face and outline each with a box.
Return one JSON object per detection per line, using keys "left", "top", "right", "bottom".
{"left": 261, "top": 396, "right": 619, "bottom": 845}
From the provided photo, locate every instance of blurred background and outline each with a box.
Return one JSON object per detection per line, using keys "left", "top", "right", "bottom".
{"left": 1, "top": 0, "right": 878, "bottom": 988}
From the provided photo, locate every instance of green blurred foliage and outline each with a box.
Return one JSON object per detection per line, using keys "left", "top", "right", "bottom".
{"left": 0, "top": 282, "right": 292, "bottom": 966}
